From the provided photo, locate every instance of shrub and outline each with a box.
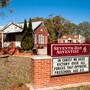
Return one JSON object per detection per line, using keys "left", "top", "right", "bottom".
{"left": 21, "top": 18, "right": 34, "bottom": 51}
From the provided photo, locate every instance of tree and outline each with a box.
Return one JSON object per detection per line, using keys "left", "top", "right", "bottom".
{"left": 27, "top": 18, "right": 34, "bottom": 50}
{"left": 31, "top": 17, "right": 44, "bottom": 22}
{"left": 0, "top": 0, "right": 11, "bottom": 8}
{"left": 21, "top": 19, "right": 28, "bottom": 50}
{"left": 22, "top": 19, "right": 27, "bottom": 34}
{"left": 32, "top": 15, "right": 90, "bottom": 43}
{"left": 44, "top": 15, "right": 70, "bottom": 42}
{"left": 21, "top": 18, "right": 34, "bottom": 51}
{"left": 85, "top": 36, "right": 90, "bottom": 44}
{"left": 28, "top": 18, "right": 34, "bottom": 35}
{"left": 63, "top": 21, "right": 77, "bottom": 35}
{"left": 44, "top": 18, "right": 57, "bottom": 43}
{"left": 0, "top": 0, "right": 13, "bottom": 16}
{"left": 77, "top": 22, "right": 90, "bottom": 37}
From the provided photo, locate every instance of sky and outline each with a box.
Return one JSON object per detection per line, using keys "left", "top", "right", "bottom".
{"left": 0, "top": 0, "right": 90, "bottom": 25}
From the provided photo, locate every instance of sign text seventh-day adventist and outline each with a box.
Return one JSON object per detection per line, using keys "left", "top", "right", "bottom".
{"left": 47, "top": 44, "right": 90, "bottom": 57}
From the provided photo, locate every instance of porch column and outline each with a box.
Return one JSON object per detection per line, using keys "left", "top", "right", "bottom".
{"left": 2, "top": 32, "right": 3, "bottom": 48}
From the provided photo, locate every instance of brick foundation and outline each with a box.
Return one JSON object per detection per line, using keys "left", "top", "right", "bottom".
{"left": 31, "top": 55, "right": 90, "bottom": 90}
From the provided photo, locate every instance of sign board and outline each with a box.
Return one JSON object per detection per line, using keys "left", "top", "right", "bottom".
{"left": 51, "top": 56, "right": 89, "bottom": 76}
{"left": 47, "top": 44, "right": 90, "bottom": 57}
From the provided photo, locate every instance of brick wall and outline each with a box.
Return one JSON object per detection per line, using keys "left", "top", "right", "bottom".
{"left": 31, "top": 56, "right": 90, "bottom": 90}
{"left": 30, "top": 58, "right": 34, "bottom": 88}
{"left": 34, "top": 23, "right": 48, "bottom": 48}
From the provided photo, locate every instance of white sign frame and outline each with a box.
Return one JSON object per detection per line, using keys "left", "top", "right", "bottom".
{"left": 51, "top": 56, "right": 89, "bottom": 76}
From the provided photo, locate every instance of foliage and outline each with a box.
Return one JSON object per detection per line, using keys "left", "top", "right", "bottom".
{"left": 44, "top": 15, "right": 90, "bottom": 42}
{"left": 44, "top": 18, "right": 57, "bottom": 42}
{"left": 27, "top": 18, "right": 34, "bottom": 49}
{"left": 28, "top": 18, "right": 33, "bottom": 36}
{"left": 77, "top": 22, "right": 90, "bottom": 37}
{"left": 22, "top": 19, "right": 27, "bottom": 34}
{"left": 44, "top": 15, "right": 76, "bottom": 42}
{"left": 0, "top": 0, "right": 13, "bottom": 16}
{"left": 21, "top": 36, "right": 33, "bottom": 51}
{"left": 85, "top": 36, "right": 90, "bottom": 44}
{"left": 31, "top": 17, "right": 44, "bottom": 22}
{"left": 21, "top": 19, "right": 27, "bottom": 50}
{"left": 0, "top": 0, "right": 11, "bottom": 8}
{"left": 63, "top": 21, "right": 77, "bottom": 35}
{"left": 21, "top": 18, "right": 34, "bottom": 51}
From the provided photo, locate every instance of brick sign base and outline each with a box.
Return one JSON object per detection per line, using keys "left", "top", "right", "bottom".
{"left": 30, "top": 55, "right": 90, "bottom": 90}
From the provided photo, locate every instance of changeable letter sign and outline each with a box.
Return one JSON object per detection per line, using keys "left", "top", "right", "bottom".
{"left": 51, "top": 56, "right": 89, "bottom": 76}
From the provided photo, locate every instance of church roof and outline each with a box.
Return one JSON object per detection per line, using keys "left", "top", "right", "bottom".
{"left": 1, "top": 21, "right": 42, "bottom": 33}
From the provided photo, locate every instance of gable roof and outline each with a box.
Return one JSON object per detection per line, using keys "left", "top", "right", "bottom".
{"left": 59, "top": 34, "right": 85, "bottom": 40}
{"left": 2, "top": 21, "right": 42, "bottom": 33}
{"left": 2, "top": 22, "right": 23, "bottom": 33}
{"left": 18, "top": 21, "right": 42, "bottom": 30}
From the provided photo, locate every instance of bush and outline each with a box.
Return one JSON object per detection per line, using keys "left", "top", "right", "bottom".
{"left": 21, "top": 18, "right": 34, "bottom": 51}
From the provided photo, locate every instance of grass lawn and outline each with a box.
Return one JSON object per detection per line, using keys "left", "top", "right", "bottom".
{"left": 0, "top": 56, "right": 31, "bottom": 90}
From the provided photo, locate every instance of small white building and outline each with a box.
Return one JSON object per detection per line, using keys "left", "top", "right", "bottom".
{"left": 58, "top": 34, "right": 85, "bottom": 44}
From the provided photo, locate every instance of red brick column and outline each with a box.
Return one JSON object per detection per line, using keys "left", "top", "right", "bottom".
{"left": 30, "top": 55, "right": 90, "bottom": 90}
